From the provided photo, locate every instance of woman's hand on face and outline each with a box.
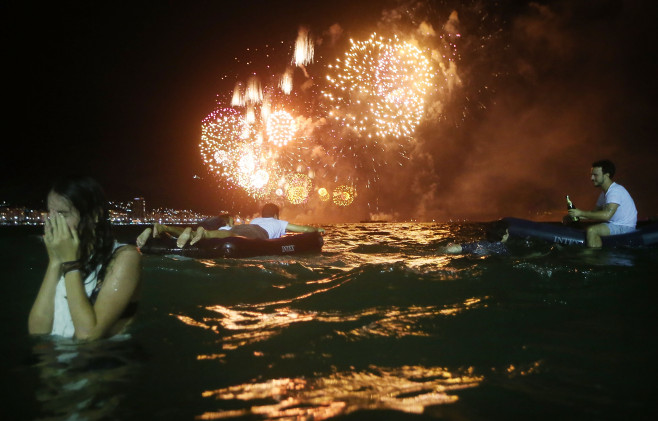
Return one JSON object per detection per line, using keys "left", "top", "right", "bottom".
{"left": 44, "top": 213, "right": 80, "bottom": 263}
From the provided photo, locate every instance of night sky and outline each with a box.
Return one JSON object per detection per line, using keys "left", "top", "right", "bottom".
{"left": 3, "top": 0, "right": 657, "bottom": 222}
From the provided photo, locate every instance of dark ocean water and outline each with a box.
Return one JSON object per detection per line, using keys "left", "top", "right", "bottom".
{"left": 3, "top": 223, "right": 657, "bottom": 420}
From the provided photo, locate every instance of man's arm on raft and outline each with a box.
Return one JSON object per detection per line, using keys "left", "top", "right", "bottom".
{"left": 286, "top": 223, "right": 325, "bottom": 233}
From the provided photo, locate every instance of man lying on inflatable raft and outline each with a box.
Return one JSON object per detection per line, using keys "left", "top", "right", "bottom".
{"left": 506, "top": 160, "right": 657, "bottom": 248}
{"left": 137, "top": 203, "right": 325, "bottom": 258}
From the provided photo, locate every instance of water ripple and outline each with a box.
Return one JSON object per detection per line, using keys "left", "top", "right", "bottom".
{"left": 197, "top": 365, "right": 482, "bottom": 420}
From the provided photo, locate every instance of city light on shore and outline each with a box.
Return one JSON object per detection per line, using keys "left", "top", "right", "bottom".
{"left": 0, "top": 198, "right": 216, "bottom": 226}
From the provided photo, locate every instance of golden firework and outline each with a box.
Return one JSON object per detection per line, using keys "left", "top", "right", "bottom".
{"left": 285, "top": 173, "right": 313, "bottom": 205}
{"left": 333, "top": 185, "right": 356, "bottom": 207}
{"left": 200, "top": 107, "right": 245, "bottom": 182}
{"left": 294, "top": 27, "right": 314, "bottom": 67}
{"left": 318, "top": 187, "right": 330, "bottom": 202}
{"left": 266, "top": 110, "right": 297, "bottom": 147}
{"left": 322, "top": 33, "right": 433, "bottom": 140}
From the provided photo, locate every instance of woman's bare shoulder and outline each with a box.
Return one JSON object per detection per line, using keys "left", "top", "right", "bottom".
{"left": 112, "top": 244, "right": 142, "bottom": 265}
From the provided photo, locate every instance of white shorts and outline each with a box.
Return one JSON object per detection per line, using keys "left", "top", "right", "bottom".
{"left": 606, "top": 223, "right": 636, "bottom": 235}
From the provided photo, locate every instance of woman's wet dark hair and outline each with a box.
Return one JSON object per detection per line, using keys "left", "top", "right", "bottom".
{"left": 485, "top": 220, "right": 509, "bottom": 243}
{"left": 50, "top": 175, "right": 115, "bottom": 280}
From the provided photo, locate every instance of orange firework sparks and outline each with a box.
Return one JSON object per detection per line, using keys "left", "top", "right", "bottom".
{"left": 202, "top": 20, "right": 457, "bottom": 200}
{"left": 231, "top": 82, "right": 245, "bottom": 107}
{"left": 318, "top": 187, "right": 330, "bottom": 202}
{"left": 285, "top": 173, "right": 312, "bottom": 205}
{"left": 322, "top": 33, "right": 433, "bottom": 140}
{"left": 245, "top": 76, "right": 263, "bottom": 104}
{"left": 200, "top": 106, "right": 283, "bottom": 199}
{"left": 280, "top": 68, "right": 293, "bottom": 95}
{"left": 294, "top": 27, "right": 314, "bottom": 67}
{"left": 200, "top": 107, "right": 245, "bottom": 181}
{"left": 333, "top": 185, "right": 356, "bottom": 206}
{"left": 266, "top": 110, "right": 297, "bottom": 147}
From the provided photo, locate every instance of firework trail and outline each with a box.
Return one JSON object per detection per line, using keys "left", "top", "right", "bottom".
{"left": 294, "top": 26, "right": 314, "bottom": 80}
{"left": 294, "top": 27, "right": 314, "bottom": 66}
{"left": 280, "top": 68, "right": 293, "bottom": 94}
{"left": 231, "top": 82, "right": 245, "bottom": 107}
{"left": 245, "top": 76, "right": 263, "bottom": 104}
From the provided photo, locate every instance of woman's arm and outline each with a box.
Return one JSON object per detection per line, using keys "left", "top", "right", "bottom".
{"left": 67, "top": 246, "right": 142, "bottom": 340}
{"left": 28, "top": 261, "right": 61, "bottom": 334}
{"left": 29, "top": 216, "right": 71, "bottom": 335}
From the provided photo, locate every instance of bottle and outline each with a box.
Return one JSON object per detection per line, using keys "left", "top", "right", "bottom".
{"left": 566, "top": 195, "right": 579, "bottom": 222}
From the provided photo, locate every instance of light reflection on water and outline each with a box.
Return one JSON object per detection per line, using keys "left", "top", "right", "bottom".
{"left": 173, "top": 260, "right": 489, "bottom": 347}
{"left": 29, "top": 335, "right": 140, "bottom": 421}
{"left": 317, "top": 223, "right": 455, "bottom": 270}
{"left": 197, "top": 365, "right": 483, "bottom": 420}
{"left": 172, "top": 280, "right": 493, "bottom": 419}
{"left": 177, "top": 295, "right": 488, "bottom": 350}
{"left": 164, "top": 227, "right": 493, "bottom": 419}
{"left": 12, "top": 222, "right": 653, "bottom": 419}
{"left": 165, "top": 224, "right": 490, "bottom": 419}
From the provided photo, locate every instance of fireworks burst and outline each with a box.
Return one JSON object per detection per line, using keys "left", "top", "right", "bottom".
{"left": 200, "top": 107, "right": 246, "bottom": 181}
{"left": 318, "top": 187, "right": 330, "bottom": 201}
{"left": 322, "top": 33, "right": 433, "bottom": 140}
{"left": 266, "top": 110, "right": 297, "bottom": 147}
{"left": 201, "top": 18, "right": 460, "bottom": 205}
{"left": 284, "top": 172, "right": 313, "bottom": 205}
{"left": 200, "top": 107, "right": 282, "bottom": 199}
{"left": 333, "top": 185, "right": 357, "bottom": 207}
{"left": 233, "top": 142, "right": 281, "bottom": 198}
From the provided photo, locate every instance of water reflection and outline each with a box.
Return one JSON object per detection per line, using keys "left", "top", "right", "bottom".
{"left": 197, "top": 365, "right": 483, "bottom": 420}
{"left": 29, "top": 335, "right": 141, "bottom": 420}
{"left": 340, "top": 298, "right": 489, "bottom": 339}
{"left": 319, "top": 223, "right": 455, "bottom": 270}
{"left": 175, "top": 295, "right": 489, "bottom": 350}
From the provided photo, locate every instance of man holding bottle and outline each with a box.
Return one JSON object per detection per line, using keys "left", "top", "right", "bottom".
{"left": 568, "top": 159, "right": 637, "bottom": 247}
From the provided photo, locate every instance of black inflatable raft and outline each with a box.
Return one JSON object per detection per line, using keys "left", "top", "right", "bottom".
{"left": 503, "top": 217, "right": 658, "bottom": 247}
{"left": 139, "top": 231, "right": 324, "bottom": 258}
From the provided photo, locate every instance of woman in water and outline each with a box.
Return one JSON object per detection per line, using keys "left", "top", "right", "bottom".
{"left": 440, "top": 220, "right": 510, "bottom": 256}
{"left": 28, "top": 176, "right": 141, "bottom": 340}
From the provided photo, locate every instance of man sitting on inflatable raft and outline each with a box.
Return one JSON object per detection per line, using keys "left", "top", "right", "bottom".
{"left": 567, "top": 159, "right": 637, "bottom": 248}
